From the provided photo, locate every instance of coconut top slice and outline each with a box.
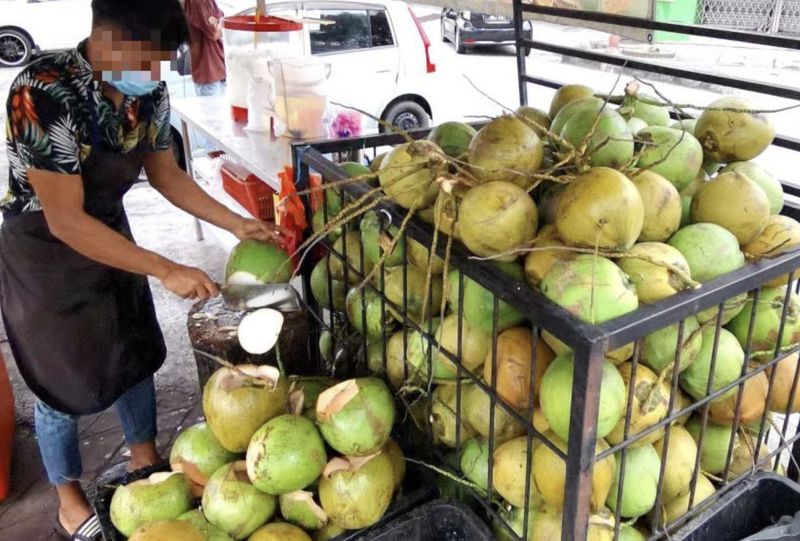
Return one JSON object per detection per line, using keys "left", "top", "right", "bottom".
{"left": 282, "top": 490, "right": 329, "bottom": 522}
{"left": 289, "top": 388, "right": 305, "bottom": 415}
{"left": 125, "top": 471, "right": 183, "bottom": 488}
{"left": 316, "top": 379, "right": 359, "bottom": 422}
{"left": 238, "top": 308, "right": 284, "bottom": 355}
{"left": 215, "top": 365, "right": 281, "bottom": 392}
{"left": 322, "top": 452, "right": 380, "bottom": 479}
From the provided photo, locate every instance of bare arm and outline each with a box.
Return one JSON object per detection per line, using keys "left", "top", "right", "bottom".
{"left": 143, "top": 149, "right": 282, "bottom": 242}
{"left": 28, "top": 169, "right": 218, "bottom": 299}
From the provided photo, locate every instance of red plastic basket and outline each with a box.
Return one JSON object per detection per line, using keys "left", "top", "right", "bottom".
{"left": 221, "top": 161, "right": 276, "bottom": 221}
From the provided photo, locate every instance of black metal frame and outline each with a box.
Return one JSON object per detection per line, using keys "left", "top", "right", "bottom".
{"left": 290, "top": 16, "right": 800, "bottom": 537}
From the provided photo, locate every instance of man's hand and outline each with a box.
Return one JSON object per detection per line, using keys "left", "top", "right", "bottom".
{"left": 209, "top": 16, "right": 223, "bottom": 39}
{"left": 231, "top": 218, "right": 285, "bottom": 243}
{"left": 158, "top": 263, "right": 219, "bottom": 300}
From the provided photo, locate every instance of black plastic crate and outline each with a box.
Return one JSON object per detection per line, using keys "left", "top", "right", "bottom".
{"left": 675, "top": 473, "right": 800, "bottom": 541}
{"left": 359, "top": 499, "right": 493, "bottom": 541}
{"left": 91, "top": 462, "right": 438, "bottom": 541}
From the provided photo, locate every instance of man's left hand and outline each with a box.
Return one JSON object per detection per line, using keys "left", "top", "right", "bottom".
{"left": 231, "top": 218, "right": 285, "bottom": 243}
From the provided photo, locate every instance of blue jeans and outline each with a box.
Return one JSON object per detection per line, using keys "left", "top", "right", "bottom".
{"left": 192, "top": 81, "right": 226, "bottom": 153}
{"left": 35, "top": 377, "right": 157, "bottom": 486}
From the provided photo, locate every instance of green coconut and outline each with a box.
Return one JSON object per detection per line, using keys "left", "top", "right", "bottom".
{"left": 727, "top": 286, "right": 800, "bottom": 354}
{"left": 345, "top": 287, "right": 394, "bottom": 339}
{"left": 743, "top": 215, "right": 800, "bottom": 288}
{"left": 768, "top": 352, "right": 800, "bottom": 413}
{"left": 483, "top": 327, "right": 554, "bottom": 410}
{"left": 672, "top": 118, "right": 697, "bottom": 134}
{"left": 631, "top": 170, "right": 682, "bottom": 242}
{"left": 460, "top": 437, "right": 491, "bottom": 491}
{"left": 202, "top": 462, "right": 276, "bottom": 540}
{"left": 447, "top": 262, "right": 526, "bottom": 333}
{"left": 628, "top": 117, "right": 649, "bottom": 135}
{"left": 549, "top": 85, "right": 597, "bottom": 118}
{"left": 685, "top": 415, "right": 740, "bottom": 475}
{"left": 329, "top": 231, "right": 371, "bottom": 281}
{"left": 550, "top": 97, "right": 604, "bottom": 138}
{"left": 249, "top": 523, "right": 312, "bottom": 541}
{"left": 641, "top": 316, "right": 703, "bottom": 374}
{"left": 463, "top": 383, "right": 526, "bottom": 444}
{"left": 721, "top": 162, "right": 784, "bottom": 215}
{"left": 727, "top": 432, "right": 773, "bottom": 480}
{"left": 516, "top": 105, "right": 552, "bottom": 136}
{"left": 533, "top": 432, "right": 615, "bottom": 510}
{"left": 432, "top": 314, "right": 490, "bottom": 379}
{"left": 225, "top": 240, "right": 292, "bottom": 285}
{"left": 179, "top": 509, "right": 233, "bottom": 541}
{"left": 459, "top": 181, "right": 538, "bottom": 261}
{"left": 678, "top": 171, "right": 708, "bottom": 227}
{"left": 359, "top": 211, "right": 405, "bottom": 269}
{"left": 378, "top": 140, "right": 442, "bottom": 209}
{"left": 691, "top": 171, "right": 770, "bottom": 244}
{"left": 289, "top": 377, "right": 336, "bottom": 421}
{"left": 316, "top": 378, "right": 395, "bottom": 456}
{"left": 617, "top": 242, "right": 692, "bottom": 304}
{"left": 246, "top": 414, "right": 327, "bottom": 495}
{"left": 538, "top": 184, "right": 565, "bottom": 226}
{"left": 370, "top": 153, "right": 387, "bottom": 173}
{"left": 541, "top": 254, "right": 639, "bottom": 325}
{"left": 432, "top": 190, "right": 461, "bottom": 239}
{"left": 524, "top": 226, "right": 575, "bottom": 287}
{"left": 318, "top": 453, "right": 396, "bottom": 530}
{"left": 314, "top": 522, "right": 346, "bottom": 541}
{"left": 695, "top": 97, "right": 775, "bottom": 162}
{"left": 310, "top": 257, "right": 347, "bottom": 312}
{"left": 709, "top": 369, "right": 768, "bottom": 425}
{"left": 383, "top": 439, "right": 406, "bottom": 489}
{"left": 428, "top": 121, "right": 477, "bottom": 158}
{"left": 110, "top": 471, "right": 195, "bottom": 538}
{"left": 468, "top": 116, "right": 544, "bottom": 189}
{"left": 383, "top": 265, "right": 443, "bottom": 325}
{"left": 606, "top": 362, "right": 671, "bottom": 446}
{"left": 654, "top": 425, "right": 699, "bottom": 502}
{"left": 319, "top": 331, "right": 333, "bottom": 364}
{"left": 539, "top": 353, "right": 626, "bottom": 441}
{"left": 169, "top": 422, "right": 239, "bottom": 488}
{"left": 661, "top": 473, "right": 716, "bottom": 525}
{"left": 556, "top": 167, "right": 644, "bottom": 250}
{"left": 625, "top": 93, "right": 670, "bottom": 127}
{"left": 431, "top": 383, "right": 476, "bottom": 447}
{"left": 492, "top": 506, "right": 538, "bottom": 541}
{"left": 636, "top": 127, "right": 704, "bottom": 191}
{"left": 395, "top": 323, "right": 438, "bottom": 385}
{"left": 312, "top": 208, "right": 342, "bottom": 243}
{"left": 680, "top": 327, "right": 744, "bottom": 403}
{"left": 607, "top": 444, "right": 661, "bottom": 518}
{"left": 668, "top": 223, "right": 745, "bottom": 282}
{"left": 560, "top": 107, "right": 634, "bottom": 168}
{"left": 407, "top": 236, "right": 445, "bottom": 274}
{"left": 493, "top": 436, "right": 544, "bottom": 509}
{"left": 129, "top": 520, "right": 204, "bottom": 541}
{"left": 529, "top": 505, "right": 617, "bottom": 541}
{"left": 203, "top": 365, "right": 288, "bottom": 453}
{"left": 696, "top": 293, "right": 748, "bottom": 326}
{"left": 384, "top": 331, "right": 409, "bottom": 390}
{"left": 279, "top": 491, "right": 328, "bottom": 530}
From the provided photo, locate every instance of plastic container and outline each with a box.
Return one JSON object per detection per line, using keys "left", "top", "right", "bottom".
{"left": 675, "top": 473, "right": 800, "bottom": 541}
{"left": 222, "top": 15, "right": 304, "bottom": 123}
{"left": 220, "top": 161, "right": 276, "bottom": 220}
{"left": 353, "top": 499, "right": 494, "bottom": 541}
{"left": 270, "top": 56, "right": 331, "bottom": 139}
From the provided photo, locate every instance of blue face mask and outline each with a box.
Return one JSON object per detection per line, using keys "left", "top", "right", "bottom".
{"left": 102, "top": 71, "right": 160, "bottom": 96}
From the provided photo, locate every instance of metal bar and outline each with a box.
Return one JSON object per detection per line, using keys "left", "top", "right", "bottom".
{"left": 562, "top": 339, "right": 606, "bottom": 541}
{"left": 519, "top": 2, "right": 800, "bottom": 48}
{"left": 523, "top": 39, "right": 800, "bottom": 101}
{"left": 180, "top": 119, "right": 205, "bottom": 242}
{"left": 513, "top": 0, "right": 528, "bottom": 106}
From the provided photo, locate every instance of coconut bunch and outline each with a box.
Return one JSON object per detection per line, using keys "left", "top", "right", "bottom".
{"left": 109, "top": 369, "right": 407, "bottom": 541}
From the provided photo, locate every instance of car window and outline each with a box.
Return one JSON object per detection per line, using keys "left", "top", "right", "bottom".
{"left": 370, "top": 10, "right": 393, "bottom": 47}
{"left": 310, "top": 9, "right": 370, "bottom": 54}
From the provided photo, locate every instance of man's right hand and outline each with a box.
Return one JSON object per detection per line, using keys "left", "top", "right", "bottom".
{"left": 158, "top": 263, "right": 219, "bottom": 300}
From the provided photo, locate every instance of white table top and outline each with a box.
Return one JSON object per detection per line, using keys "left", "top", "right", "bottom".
{"left": 171, "top": 96, "right": 294, "bottom": 191}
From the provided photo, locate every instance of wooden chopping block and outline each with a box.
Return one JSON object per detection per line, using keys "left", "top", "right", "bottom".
{"left": 187, "top": 296, "right": 313, "bottom": 393}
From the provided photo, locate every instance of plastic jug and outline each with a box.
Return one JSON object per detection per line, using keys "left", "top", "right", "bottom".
{"left": 269, "top": 57, "right": 331, "bottom": 139}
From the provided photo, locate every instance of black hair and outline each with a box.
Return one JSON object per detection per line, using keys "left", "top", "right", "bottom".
{"left": 91, "top": 0, "right": 191, "bottom": 51}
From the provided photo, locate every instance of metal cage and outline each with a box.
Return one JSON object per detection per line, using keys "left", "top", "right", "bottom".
{"left": 290, "top": 12, "right": 800, "bottom": 539}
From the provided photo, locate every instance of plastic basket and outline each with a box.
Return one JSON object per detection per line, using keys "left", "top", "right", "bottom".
{"left": 358, "top": 499, "right": 494, "bottom": 541}
{"left": 675, "top": 472, "right": 800, "bottom": 541}
{"left": 221, "top": 161, "right": 276, "bottom": 221}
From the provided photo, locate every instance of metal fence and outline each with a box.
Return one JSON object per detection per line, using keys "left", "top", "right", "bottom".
{"left": 698, "top": 0, "right": 800, "bottom": 35}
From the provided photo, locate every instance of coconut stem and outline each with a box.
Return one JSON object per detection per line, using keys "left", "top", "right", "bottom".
{"left": 403, "top": 457, "right": 493, "bottom": 499}
{"left": 191, "top": 348, "right": 269, "bottom": 388}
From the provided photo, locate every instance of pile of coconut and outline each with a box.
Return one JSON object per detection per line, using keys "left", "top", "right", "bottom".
{"left": 300, "top": 80, "right": 800, "bottom": 540}
{"left": 109, "top": 366, "right": 405, "bottom": 541}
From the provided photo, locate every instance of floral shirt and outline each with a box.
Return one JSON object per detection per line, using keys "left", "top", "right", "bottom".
{"left": 3, "top": 41, "right": 171, "bottom": 216}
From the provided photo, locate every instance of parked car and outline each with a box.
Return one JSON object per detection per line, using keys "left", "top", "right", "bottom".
{"left": 0, "top": 0, "right": 91, "bottom": 67}
{"left": 239, "top": 0, "right": 438, "bottom": 132}
{"left": 440, "top": 8, "right": 532, "bottom": 55}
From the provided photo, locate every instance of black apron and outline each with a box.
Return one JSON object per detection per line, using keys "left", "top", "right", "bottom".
{"left": 0, "top": 104, "right": 167, "bottom": 415}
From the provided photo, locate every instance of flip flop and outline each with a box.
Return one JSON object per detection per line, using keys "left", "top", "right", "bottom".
{"left": 54, "top": 514, "right": 102, "bottom": 541}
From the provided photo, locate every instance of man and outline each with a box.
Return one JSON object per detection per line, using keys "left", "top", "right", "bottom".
{"left": 185, "top": 0, "right": 227, "bottom": 97}
{"left": 2, "top": 0, "right": 278, "bottom": 538}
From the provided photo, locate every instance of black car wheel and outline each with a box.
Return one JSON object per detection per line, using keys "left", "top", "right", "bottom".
{"left": 0, "top": 29, "right": 32, "bottom": 68}
{"left": 382, "top": 101, "right": 430, "bottom": 133}
{"left": 455, "top": 28, "right": 466, "bottom": 54}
